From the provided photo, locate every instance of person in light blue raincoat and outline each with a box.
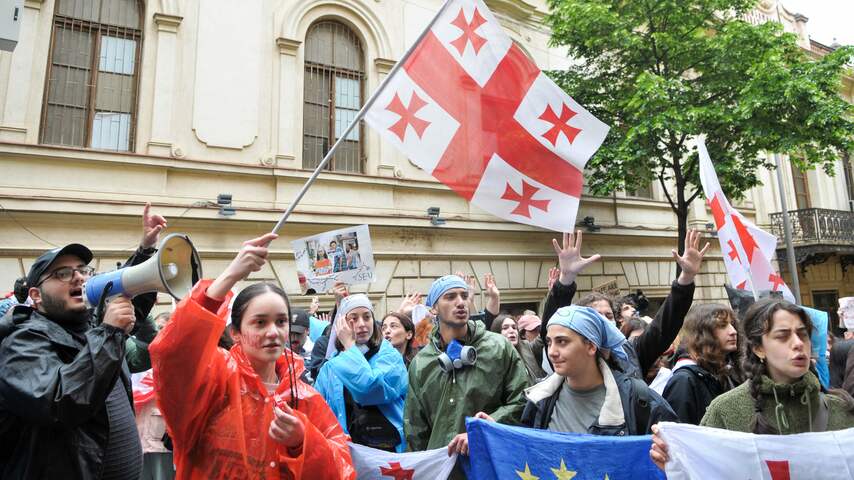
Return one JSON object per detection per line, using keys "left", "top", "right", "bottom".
{"left": 314, "top": 294, "right": 408, "bottom": 452}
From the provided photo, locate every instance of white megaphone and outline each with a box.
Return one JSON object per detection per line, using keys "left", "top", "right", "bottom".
{"left": 84, "top": 233, "right": 202, "bottom": 307}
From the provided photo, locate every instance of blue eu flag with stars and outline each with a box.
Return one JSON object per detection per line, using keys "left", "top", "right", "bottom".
{"left": 465, "top": 418, "right": 665, "bottom": 480}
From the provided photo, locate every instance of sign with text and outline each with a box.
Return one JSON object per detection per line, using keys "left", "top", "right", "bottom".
{"left": 292, "top": 225, "right": 375, "bottom": 294}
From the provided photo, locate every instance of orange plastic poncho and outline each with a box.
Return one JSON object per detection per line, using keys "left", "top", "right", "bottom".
{"left": 149, "top": 280, "right": 356, "bottom": 480}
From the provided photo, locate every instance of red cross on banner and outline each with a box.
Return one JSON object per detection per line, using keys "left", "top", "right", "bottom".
{"left": 364, "top": 0, "right": 609, "bottom": 232}
{"left": 386, "top": 92, "right": 431, "bottom": 141}
{"left": 501, "top": 180, "right": 551, "bottom": 218}
{"left": 769, "top": 273, "right": 785, "bottom": 292}
{"left": 449, "top": 7, "right": 487, "bottom": 55}
{"left": 380, "top": 461, "right": 415, "bottom": 480}
{"left": 766, "top": 460, "right": 791, "bottom": 480}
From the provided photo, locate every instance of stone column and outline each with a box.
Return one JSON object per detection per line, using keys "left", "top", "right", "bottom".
{"left": 275, "top": 37, "right": 301, "bottom": 167}
{"left": 373, "top": 57, "right": 399, "bottom": 177}
{"left": 147, "top": 13, "right": 182, "bottom": 157}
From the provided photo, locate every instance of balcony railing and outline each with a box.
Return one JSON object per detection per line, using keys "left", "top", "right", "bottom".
{"left": 769, "top": 208, "right": 854, "bottom": 245}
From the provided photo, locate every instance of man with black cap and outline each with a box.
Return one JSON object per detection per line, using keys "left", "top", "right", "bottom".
{"left": 290, "top": 308, "right": 313, "bottom": 361}
{"left": 0, "top": 203, "right": 166, "bottom": 479}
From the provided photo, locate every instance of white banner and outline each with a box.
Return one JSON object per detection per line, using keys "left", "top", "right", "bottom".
{"left": 660, "top": 422, "right": 854, "bottom": 479}
{"left": 349, "top": 443, "right": 457, "bottom": 480}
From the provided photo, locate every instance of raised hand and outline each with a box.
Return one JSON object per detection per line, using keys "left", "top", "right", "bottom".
{"left": 332, "top": 282, "right": 349, "bottom": 306}
{"left": 483, "top": 273, "right": 500, "bottom": 315}
{"left": 207, "top": 233, "right": 277, "bottom": 300}
{"left": 547, "top": 266, "right": 560, "bottom": 290}
{"left": 308, "top": 296, "right": 320, "bottom": 314}
{"left": 552, "top": 230, "right": 601, "bottom": 286}
{"left": 397, "top": 291, "right": 422, "bottom": 315}
{"left": 673, "top": 228, "right": 710, "bottom": 285}
{"left": 316, "top": 312, "right": 330, "bottom": 323}
{"left": 140, "top": 202, "right": 167, "bottom": 249}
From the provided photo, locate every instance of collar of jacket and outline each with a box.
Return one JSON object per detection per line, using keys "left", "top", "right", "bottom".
{"left": 0, "top": 305, "right": 86, "bottom": 350}
{"left": 758, "top": 372, "right": 820, "bottom": 397}
{"left": 524, "top": 357, "right": 625, "bottom": 427}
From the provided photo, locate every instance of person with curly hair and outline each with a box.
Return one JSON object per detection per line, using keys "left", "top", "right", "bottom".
{"left": 662, "top": 304, "right": 743, "bottom": 424}
{"left": 651, "top": 298, "right": 854, "bottom": 470}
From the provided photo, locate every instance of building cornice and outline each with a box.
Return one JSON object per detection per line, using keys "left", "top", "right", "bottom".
{"left": 153, "top": 13, "right": 183, "bottom": 32}
{"left": 276, "top": 37, "right": 301, "bottom": 56}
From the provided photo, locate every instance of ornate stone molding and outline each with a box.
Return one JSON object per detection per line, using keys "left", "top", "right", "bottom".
{"left": 374, "top": 58, "right": 396, "bottom": 75}
{"left": 153, "top": 13, "right": 183, "bottom": 33}
{"left": 276, "top": 37, "right": 301, "bottom": 56}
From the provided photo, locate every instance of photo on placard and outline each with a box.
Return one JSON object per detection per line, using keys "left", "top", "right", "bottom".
{"left": 292, "top": 225, "right": 375, "bottom": 294}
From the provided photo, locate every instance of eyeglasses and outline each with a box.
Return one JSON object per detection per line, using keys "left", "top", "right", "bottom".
{"left": 37, "top": 266, "right": 96, "bottom": 286}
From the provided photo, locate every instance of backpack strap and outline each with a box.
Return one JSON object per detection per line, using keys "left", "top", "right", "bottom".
{"left": 630, "top": 377, "right": 653, "bottom": 434}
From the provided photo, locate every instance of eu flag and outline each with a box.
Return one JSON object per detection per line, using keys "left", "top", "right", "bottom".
{"left": 466, "top": 418, "right": 665, "bottom": 480}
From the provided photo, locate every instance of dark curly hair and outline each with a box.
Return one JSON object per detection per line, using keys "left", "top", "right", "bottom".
{"left": 382, "top": 312, "right": 416, "bottom": 363}
{"left": 682, "top": 303, "right": 743, "bottom": 386}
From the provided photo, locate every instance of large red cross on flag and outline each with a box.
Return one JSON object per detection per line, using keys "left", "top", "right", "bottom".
{"left": 364, "top": 0, "right": 609, "bottom": 232}
{"left": 349, "top": 443, "right": 456, "bottom": 480}
{"left": 697, "top": 138, "right": 795, "bottom": 302}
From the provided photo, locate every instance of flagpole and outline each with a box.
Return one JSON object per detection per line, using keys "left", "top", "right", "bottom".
{"left": 773, "top": 153, "right": 802, "bottom": 302}
{"left": 270, "top": 0, "right": 455, "bottom": 236}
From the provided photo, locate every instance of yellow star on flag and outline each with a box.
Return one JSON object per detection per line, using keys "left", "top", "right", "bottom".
{"left": 550, "top": 459, "right": 577, "bottom": 480}
{"left": 516, "top": 463, "right": 539, "bottom": 480}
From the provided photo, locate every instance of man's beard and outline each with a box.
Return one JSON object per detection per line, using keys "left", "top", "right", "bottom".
{"left": 39, "top": 291, "right": 90, "bottom": 325}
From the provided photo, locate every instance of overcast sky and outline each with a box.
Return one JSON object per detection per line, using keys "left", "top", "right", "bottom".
{"left": 781, "top": 0, "right": 854, "bottom": 47}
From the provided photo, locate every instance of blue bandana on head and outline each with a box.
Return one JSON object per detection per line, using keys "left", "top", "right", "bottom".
{"left": 547, "top": 305, "right": 629, "bottom": 361}
{"left": 426, "top": 275, "right": 469, "bottom": 307}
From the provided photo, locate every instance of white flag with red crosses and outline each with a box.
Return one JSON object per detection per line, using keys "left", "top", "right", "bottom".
{"left": 660, "top": 422, "right": 854, "bottom": 479}
{"left": 364, "top": 0, "right": 609, "bottom": 232}
{"left": 697, "top": 138, "right": 795, "bottom": 302}
{"left": 349, "top": 443, "right": 456, "bottom": 480}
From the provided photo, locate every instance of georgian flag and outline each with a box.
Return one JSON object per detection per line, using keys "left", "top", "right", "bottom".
{"left": 364, "top": 0, "right": 609, "bottom": 232}
{"left": 697, "top": 139, "right": 795, "bottom": 301}
{"left": 131, "top": 369, "right": 156, "bottom": 412}
{"left": 349, "top": 443, "right": 456, "bottom": 480}
{"left": 659, "top": 422, "right": 854, "bottom": 479}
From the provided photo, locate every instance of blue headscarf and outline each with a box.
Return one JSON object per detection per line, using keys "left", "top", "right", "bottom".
{"left": 547, "top": 305, "right": 629, "bottom": 361}
{"left": 426, "top": 275, "right": 469, "bottom": 307}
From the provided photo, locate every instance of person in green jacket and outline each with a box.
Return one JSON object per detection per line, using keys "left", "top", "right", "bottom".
{"left": 404, "top": 275, "right": 528, "bottom": 460}
{"left": 650, "top": 298, "right": 854, "bottom": 469}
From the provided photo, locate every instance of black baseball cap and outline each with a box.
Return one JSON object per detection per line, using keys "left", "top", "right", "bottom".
{"left": 291, "top": 308, "right": 311, "bottom": 334}
{"left": 27, "top": 244, "right": 94, "bottom": 287}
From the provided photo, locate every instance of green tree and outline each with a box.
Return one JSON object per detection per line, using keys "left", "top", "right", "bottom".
{"left": 546, "top": 0, "right": 854, "bottom": 256}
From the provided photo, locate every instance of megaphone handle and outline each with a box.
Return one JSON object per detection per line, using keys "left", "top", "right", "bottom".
{"left": 95, "top": 281, "right": 114, "bottom": 325}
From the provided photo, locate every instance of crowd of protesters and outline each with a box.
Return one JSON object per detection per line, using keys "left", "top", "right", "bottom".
{"left": 1, "top": 205, "right": 853, "bottom": 479}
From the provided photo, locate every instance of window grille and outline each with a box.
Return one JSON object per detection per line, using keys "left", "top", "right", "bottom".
{"left": 303, "top": 21, "right": 365, "bottom": 173}
{"left": 40, "top": 0, "right": 142, "bottom": 152}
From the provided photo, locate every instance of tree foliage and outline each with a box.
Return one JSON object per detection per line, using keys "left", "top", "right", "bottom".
{"left": 546, "top": 0, "right": 854, "bottom": 251}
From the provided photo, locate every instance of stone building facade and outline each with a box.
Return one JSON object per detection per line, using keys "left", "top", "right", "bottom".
{"left": 0, "top": 0, "right": 850, "bottom": 320}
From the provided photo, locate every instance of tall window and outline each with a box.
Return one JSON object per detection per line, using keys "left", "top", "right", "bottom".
{"left": 791, "top": 164, "right": 811, "bottom": 210}
{"left": 303, "top": 21, "right": 364, "bottom": 173}
{"left": 40, "top": 0, "right": 142, "bottom": 151}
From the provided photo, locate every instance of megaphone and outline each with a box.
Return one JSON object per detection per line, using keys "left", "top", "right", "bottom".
{"left": 84, "top": 233, "right": 203, "bottom": 307}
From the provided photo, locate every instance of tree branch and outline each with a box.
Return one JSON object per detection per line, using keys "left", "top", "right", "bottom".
{"left": 658, "top": 171, "right": 677, "bottom": 211}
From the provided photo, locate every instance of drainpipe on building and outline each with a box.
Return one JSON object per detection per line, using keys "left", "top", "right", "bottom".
{"left": 773, "top": 153, "right": 802, "bottom": 302}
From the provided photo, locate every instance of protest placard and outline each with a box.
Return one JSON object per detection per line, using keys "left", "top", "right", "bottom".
{"left": 292, "top": 225, "right": 375, "bottom": 294}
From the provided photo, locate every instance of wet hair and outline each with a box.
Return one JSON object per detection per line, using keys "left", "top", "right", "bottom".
{"left": 218, "top": 326, "right": 234, "bottom": 350}
{"left": 682, "top": 304, "right": 743, "bottom": 385}
{"left": 490, "top": 314, "right": 516, "bottom": 335}
{"left": 382, "top": 312, "right": 416, "bottom": 363}
{"left": 13, "top": 277, "right": 28, "bottom": 303}
{"left": 619, "top": 317, "right": 648, "bottom": 339}
{"left": 576, "top": 292, "right": 615, "bottom": 314}
{"left": 230, "top": 283, "right": 291, "bottom": 333}
{"left": 741, "top": 298, "right": 854, "bottom": 433}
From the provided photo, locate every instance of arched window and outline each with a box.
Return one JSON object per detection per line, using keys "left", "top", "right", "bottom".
{"left": 303, "top": 21, "right": 365, "bottom": 173}
{"left": 40, "top": 0, "right": 143, "bottom": 151}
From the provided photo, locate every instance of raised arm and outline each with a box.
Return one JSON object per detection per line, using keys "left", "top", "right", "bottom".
{"left": 541, "top": 231, "right": 600, "bottom": 343}
{"left": 632, "top": 229, "right": 707, "bottom": 374}
{"left": 150, "top": 233, "right": 277, "bottom": 447}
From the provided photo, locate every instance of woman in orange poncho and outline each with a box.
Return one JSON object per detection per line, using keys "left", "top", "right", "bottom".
{"left": 149, "top": 233, "right": 356, "bottom": 480}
